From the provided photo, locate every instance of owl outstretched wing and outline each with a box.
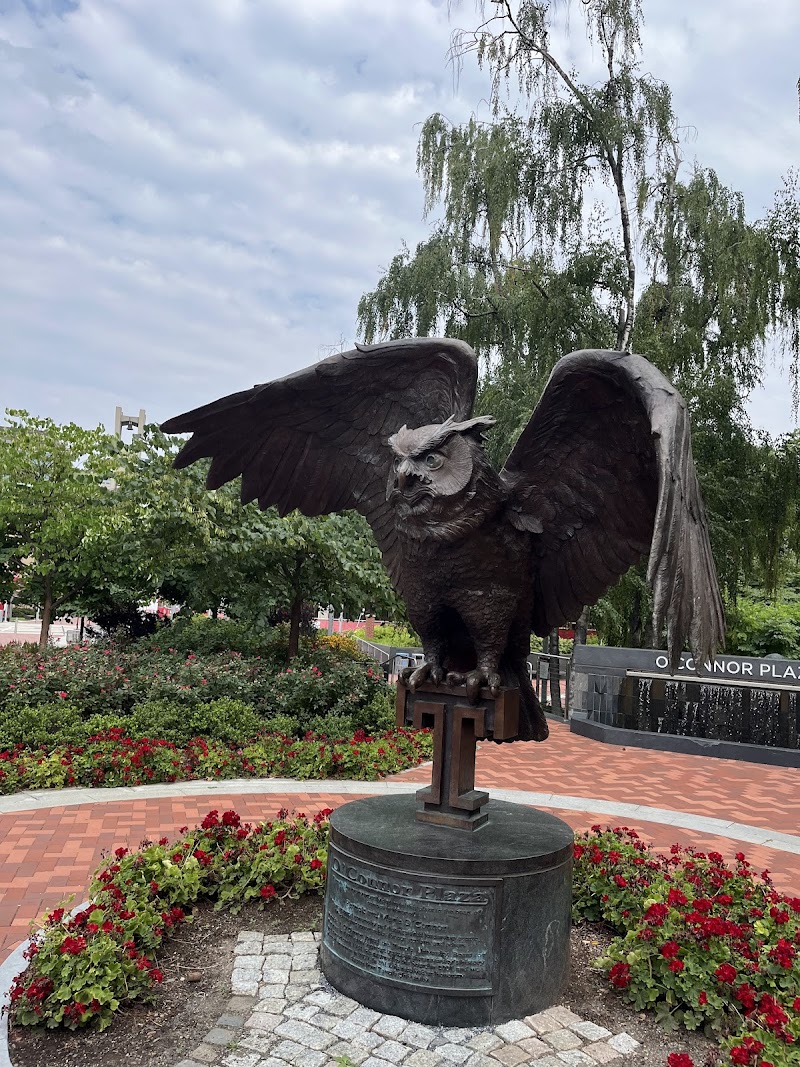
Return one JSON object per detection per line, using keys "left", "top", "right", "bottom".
{"left": 501, "top": 349, "right": 725, "bottom": 669}
{"left": 160, "top": 337, "right": 478, "bottom": 586}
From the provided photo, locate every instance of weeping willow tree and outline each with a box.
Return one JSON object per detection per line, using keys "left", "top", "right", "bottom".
{"left": 359, "top": 0, "right": 683, "bottom": 456}
{"left": 358, "top": 0, "right": 800, "bottom": 648}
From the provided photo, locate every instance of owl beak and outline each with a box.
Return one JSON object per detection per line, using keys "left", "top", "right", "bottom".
{"left": 396, "top": 471, "right": 409, "bottom": 491}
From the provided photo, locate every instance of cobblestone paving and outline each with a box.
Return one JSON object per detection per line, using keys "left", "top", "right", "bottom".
{"left": 177, "top": 933, "right": 641, "bottom": 1067}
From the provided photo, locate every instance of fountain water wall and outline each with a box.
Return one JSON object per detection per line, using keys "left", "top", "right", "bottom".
{"left": 570, "top": 646, "right": 800, "bottom": 766}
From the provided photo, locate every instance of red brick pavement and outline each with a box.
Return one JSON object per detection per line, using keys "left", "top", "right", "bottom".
{"left": 0, "top": 793, "right": 361, "bottom": 955}
{"left": 1, "top": 723, "right": 798, "bottom": 956}
{"left": 399, "top": 721, "right": 800, "bottom": 837}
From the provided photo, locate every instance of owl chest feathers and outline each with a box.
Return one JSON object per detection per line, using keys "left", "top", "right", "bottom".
{"left": 398, "top": 505, "right": 533, "bottom": 606}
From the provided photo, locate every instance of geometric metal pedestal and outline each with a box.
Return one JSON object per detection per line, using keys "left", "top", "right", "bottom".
{"left": 320, "top": 793, "right": 573, "bottom": 1026}
{"left": 396, "top": 682, "right": 519, "bottom": 830}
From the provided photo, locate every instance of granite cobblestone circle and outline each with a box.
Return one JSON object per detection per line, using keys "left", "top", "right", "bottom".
{"left": 177, "top": 933, "right": 641, "bottom": 1067}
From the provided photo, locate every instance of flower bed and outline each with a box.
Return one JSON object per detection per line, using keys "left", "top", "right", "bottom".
{"left": 0, "top": 726, "right": 432, "bottom": 793}
{"left": 6, "top": 816, "right": 798, "bottom": 1067}
{"left": 8, "top": 808, "right": 330, "bottom": 1031}
{"left": 573, "top": 827, "right": 800, "bottom": 1067}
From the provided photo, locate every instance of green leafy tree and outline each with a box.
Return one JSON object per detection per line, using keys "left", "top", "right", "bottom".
{"left": 359, "top": 0, "right": 800, "bottom": 649}
{"left": 111, "top": 428, "right": 399, "bottom": 658}
{"left": 0, "top": 411, "right": 124, "bottom": 651}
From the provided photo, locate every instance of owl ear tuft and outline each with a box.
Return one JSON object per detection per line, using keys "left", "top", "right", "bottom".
{"left": 452, "top": 414, "right": 496, "bottom": 443}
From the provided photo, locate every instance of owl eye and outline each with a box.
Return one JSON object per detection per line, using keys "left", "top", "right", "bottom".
{"left": 424, "top": 452, "right": 443, "bottom": 470}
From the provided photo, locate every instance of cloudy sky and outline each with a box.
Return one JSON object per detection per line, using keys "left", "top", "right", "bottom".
{"left": 1, "top": 0, "right": 798, "bottom": 437}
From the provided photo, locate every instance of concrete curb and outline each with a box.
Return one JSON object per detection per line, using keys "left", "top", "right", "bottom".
{"left": 0, "top": 778, "right": 798, "bottom": 854}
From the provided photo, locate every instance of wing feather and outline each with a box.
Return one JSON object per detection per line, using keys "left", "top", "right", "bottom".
{"left": 504, "top": 349, "right": 724, "bottom": 667}
{"left": 161, "top": 337, "right": 478, "bottom": 579}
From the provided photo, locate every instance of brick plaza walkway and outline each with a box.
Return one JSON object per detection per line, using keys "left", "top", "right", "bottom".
{"left": 1, "top": 723, "right": 798, "bottom": 957}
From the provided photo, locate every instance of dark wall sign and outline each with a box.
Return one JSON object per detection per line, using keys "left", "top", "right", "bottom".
{"left": 573, "top": 645, "right": 800, "bottom": 686}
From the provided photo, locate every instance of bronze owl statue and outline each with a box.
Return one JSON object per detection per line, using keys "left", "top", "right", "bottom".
{"left": 161, "top": 338, "right": 724, "bottom": 744}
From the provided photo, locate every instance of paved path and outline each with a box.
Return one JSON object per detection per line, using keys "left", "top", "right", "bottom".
{"left": 1, "top": 723, "right": 798, "bottom": 956}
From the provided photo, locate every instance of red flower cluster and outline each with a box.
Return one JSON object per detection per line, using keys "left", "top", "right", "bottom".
{"left": 574, "top": 827, "right": 800, "bottom": 1067}
{"left": 608, "top": 961, "right": 631, "bottom": 988}
{"left": 728, "top": 1035, "right": 765, "bottom": 1064}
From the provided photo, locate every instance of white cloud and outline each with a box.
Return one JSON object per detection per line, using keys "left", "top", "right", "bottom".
{"left": 0, "top": 0, "right": 797, "bottom": 440}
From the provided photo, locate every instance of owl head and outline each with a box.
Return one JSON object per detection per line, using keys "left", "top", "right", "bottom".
{"left": 386, "top": 414, "right": 497, "bottom": 530}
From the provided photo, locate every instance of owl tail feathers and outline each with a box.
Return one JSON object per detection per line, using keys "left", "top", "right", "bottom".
{"left": 517, "top": 676, "right": 549, "bottom": 742}
{"left": 494, "top": 662, "right": 549, "bottom": 743}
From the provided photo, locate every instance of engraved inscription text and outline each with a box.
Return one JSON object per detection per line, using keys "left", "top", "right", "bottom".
{"left": 323, "top": 850, "right": 496, "bottom": 992}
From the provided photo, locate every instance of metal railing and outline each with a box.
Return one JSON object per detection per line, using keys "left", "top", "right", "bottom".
{"left": 528, "top": 653, "right": 572, "bottom": 718}
{"left": 356, "top": 639, "right": 573, "bottom": 716}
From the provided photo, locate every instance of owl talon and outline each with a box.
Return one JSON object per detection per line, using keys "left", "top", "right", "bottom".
{"left": 465, "top": 669, "right": 503, "bottom": 703}
{"left": 403, "top": 661, "right": 446, "bottom": 690}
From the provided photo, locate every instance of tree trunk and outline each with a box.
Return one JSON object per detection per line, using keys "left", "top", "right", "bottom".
{"left": 287, "top": 593, "right": 303, "bottom": 661}
{"left": 38, "top": 575, "right": 54, "bottom": 654}
{"left": 548, "top": 627, "right": 562, "bottom": 715}
{"left": 610, "top": 156, "right": 636, "bottom": 351}
{"left": 573, "top": 606, "right": 589, "bottom": 647}
{"left": 629, "top": 590, "right": 644, "bottom": 648}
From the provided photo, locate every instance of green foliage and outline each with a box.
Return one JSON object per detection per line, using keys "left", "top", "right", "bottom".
{"left": 0, "top": 410, "right": 143, "bottom": 650}
{"left": 152, "top": 616, "right": 276, "bottom": 657}
{"left": 110, "top": 427, "right": 401, "bottom": 653}
{"left": 0, "top": 631, "right": 390, "bottom": 728}
{"left": 351, "top": 623, "right": 421, "bottom": 647}
{"left": 126, "top": 699, "right": 263, "bottom": 747}
{"left": 726, "top": 597, "right": 800, "bottom": 658}
{"left": 573, "top": 827, "right": 800, "bottom": 1066}
{"left": 0, "top": 419, "right": 398, "bottom": 658}
{"left": 9, "top": 809, "right": 331, "bottom": 1030}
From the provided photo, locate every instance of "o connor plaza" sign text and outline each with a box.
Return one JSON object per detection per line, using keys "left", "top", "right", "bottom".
{"left": 653, "top": 654, "right": 800, "bottom": 681}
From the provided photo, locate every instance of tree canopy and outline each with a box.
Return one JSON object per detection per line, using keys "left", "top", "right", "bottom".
{"left": 358, "top": 0, "right": 800, "bottom": 646}
{"left": 0, "top": 416, "right": 399, "bottom": 657}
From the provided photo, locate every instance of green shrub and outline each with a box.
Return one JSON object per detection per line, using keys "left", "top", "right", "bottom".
{"left": 137, "top": 616, "right": 284, "bottom": 661}
{"left": 351, "top": 624, "right": 420, "bottom": 647}
{"left": 0, "top": 702, "right": 86, "bottom": 750}
{"left": 128, "top": 698, "right": 264, "bottom": 746}
{"left": 305, "top": 713, "right": 356, "bottom": 738}
{"left": 263, "top": 712, "right": 301, "bottom": 736}
{"left": 727, "top": 597, "right": 800, "bottom": 658}
{"left": 354, "top": 688, "right": 396, "bottom": 733}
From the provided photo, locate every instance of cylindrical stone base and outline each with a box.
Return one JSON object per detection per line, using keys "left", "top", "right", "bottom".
{"left": 320, "top": 794, "right": 573, "bottom": 1026}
